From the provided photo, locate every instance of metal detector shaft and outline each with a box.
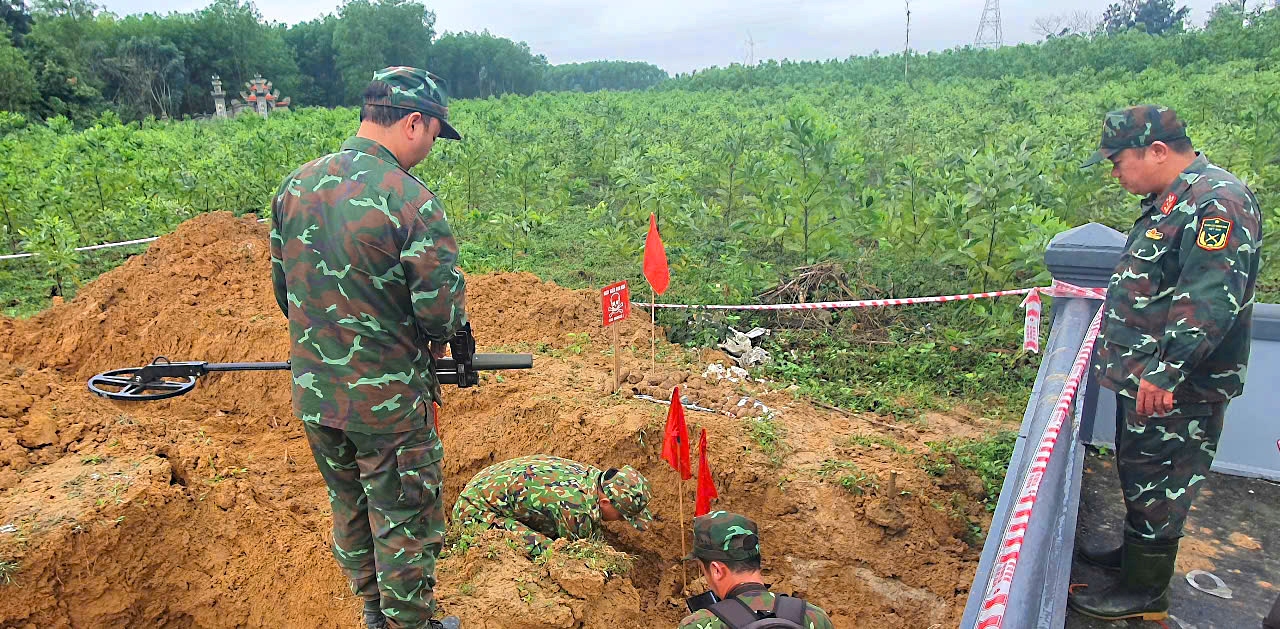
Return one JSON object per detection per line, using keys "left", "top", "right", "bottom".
{"left": 205, "top": 362, "right": 291, "bottom": 372}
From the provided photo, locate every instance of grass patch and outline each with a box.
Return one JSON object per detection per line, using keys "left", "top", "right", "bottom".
{"left": 818, "top": 460, "right": 880, "bottom": 496}
{"left": 744, "top": 415, "right": 785, "bottom": 466}
{"left": 923, "top": 430, "right": 1018, "bottom": 510}
{"left": 534, "top": 539, "right": 633, "bottom": 576}
{"left": 0, "top": 559, "right": 18, "bottom": 585}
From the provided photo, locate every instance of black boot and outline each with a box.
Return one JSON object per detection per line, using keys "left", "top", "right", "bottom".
{"left": 363, "top": 599, "right": 388, "bottom": 629}
{"left": 1068, "top": 536, "right": 1178, "bottom": 621}
{"left": 1264, "top": 592, "right": 1280, "bottom": 629}
{"left": 1075, "top": 543, "right": 1122, "bottom": 571}
{"left": 428, "top": 617, "right": 461, "bottom": 629}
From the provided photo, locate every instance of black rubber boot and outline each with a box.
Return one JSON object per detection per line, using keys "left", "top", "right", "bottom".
{"left": 1075, "top": 543, "right": 1122, "bottom": 571}
{"left": 1264, "top": 592, "right": 1280, "bottom": 629}
{"left": 429, "top": 617, "right": 461, "bottom": 629}
{"left": 1068, "top": 536, "right": 1178, "bottom": 622}
{"left": 363, "top": 599, "right": 388, "bottom": 629}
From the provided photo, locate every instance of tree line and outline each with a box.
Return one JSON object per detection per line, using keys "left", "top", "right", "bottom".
{"left": 0, "top": 0, "right": 669, "bottom": 123}
{"left": 666, "top": 1, "right": 1280, "bottom": 90}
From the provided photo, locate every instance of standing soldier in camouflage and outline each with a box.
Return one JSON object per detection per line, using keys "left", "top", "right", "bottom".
{"left": 678, "top": 511, "right": 833, "bottom": 629}
{"left": 270, "top": 67, "right": 467, "bottom": 629}
{"left": 1071, "top": 105, "right": 1262, "bottom": 622}
{"left": 451, "top": 455, "right": 654, "bottom": 554}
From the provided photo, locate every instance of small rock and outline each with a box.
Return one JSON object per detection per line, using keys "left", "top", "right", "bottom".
{"left": 20, "top": 381, "right": 51, "bottom": 397}
{"left": 59, "top": 423, "right": 86, "bottom": 446}
{"left": 17, "top": 412, "right": 58, "bottom": 448}
{"left": 0, "top": 469, "right": 19, "bottom": 491}
{"left": 211, "top": 483, "right": 236, "bottom": 510}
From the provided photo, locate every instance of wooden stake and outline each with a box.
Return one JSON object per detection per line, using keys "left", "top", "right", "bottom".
{"left": 611, "top": 325, "right": 621, "bottom": 392}
{"left": 888, "top": 470, "right": 898, "bottom": 502}
{"left": 678, "top": 472, "right": 688, "bottom": 593}
{"left": 651, "top": 286, "right": 657, "bottom": 372}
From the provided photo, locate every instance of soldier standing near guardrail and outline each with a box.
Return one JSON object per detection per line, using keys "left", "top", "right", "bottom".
{"left": 1072, "top": 105, "right": 1263, "bottom": 622}
{"left": 270, "top": 67, "right": 467, "bottom": 629}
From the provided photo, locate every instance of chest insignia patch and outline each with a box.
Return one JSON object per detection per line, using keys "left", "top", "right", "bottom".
{"left": 1160, "top": 194, "right": 1178, "bottom": 215}
{"left": 1145, "top": 228, "right": 1163, "bottom": 241}
{"left": 1197, "top": 217, "right": 1233, "bottom": 251}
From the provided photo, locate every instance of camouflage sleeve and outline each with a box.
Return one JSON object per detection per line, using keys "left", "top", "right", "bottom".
{"left": 401, "top": 196, "right": 467, "bottom": 342}
{"left": 805, "top": 604, "right": 836, "bottom": 629}
{"left": 677, "top": 610, "right": 720, "bottom": 629}
{"left": 269, "top": 180, "right": 289, "bottom": 318}
{"left": 1144, "top": 194, "right": 1260, "bottom": 391}
{"left": 558, "top": 506, "right": 600, "bottom": 542}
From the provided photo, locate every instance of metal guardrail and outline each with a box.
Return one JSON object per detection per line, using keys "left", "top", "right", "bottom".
{"left": 960, "top": 296, "right": 1100, "bottom": 629}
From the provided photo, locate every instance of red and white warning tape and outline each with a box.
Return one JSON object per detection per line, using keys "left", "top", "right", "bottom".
{"left": 975, "top": 304, "right": 1105, "bottom": 629}
{"left": 635, "top": 280, "right": 1103, "bottom": 312}
{"left": 636, "top": 287, "right": 1039, "bottom": 311}
{"left": 636, "top": 280, "right": 1106, "bottom": 354}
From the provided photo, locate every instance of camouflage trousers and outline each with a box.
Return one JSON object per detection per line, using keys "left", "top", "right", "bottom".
{"left": 1114, "top": 396, "right": 1226, "bottom": 541}
{"left": 303, "top": 422, "right": 446, "bottom": 629}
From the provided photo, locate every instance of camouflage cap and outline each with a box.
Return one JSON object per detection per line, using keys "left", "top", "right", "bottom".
{"left": 1081, "top": 104, "right": 1188, "bottom": 168}
{"left": 683, "top": 511, "right": 761, "bottom": 562}
{"left": 601, "top": 465, "right": 654, "bottom": 530}
{"left": 367, "top": 66, "right": 462, "bottom": 141}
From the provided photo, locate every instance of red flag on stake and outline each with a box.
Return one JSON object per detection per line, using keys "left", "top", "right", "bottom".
{"left": 662, "top": 386, "right": 691, "bottom": 480}
{"left": 695, "top": 428, "right": 718, "bottom": 517}
{"left": 642, "top": 213, "right": 669, "bottom": 295}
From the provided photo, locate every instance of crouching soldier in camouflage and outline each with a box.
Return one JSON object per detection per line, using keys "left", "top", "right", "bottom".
{"left": 271, "top": 66, "right": 467, "bottom": 629}
{"left": 451, "top": 455, "right": 653, "bottom": 553}
{"left": 679, "top": 512, "right": 833, "bottom": 629}
{"left": 1071, "top": 105, "right": 1262, "bottom": 622}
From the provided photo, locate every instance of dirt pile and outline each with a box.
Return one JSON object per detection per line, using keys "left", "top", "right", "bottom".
{"left": 0, "top": 212, "right": 998, "bottom": 628}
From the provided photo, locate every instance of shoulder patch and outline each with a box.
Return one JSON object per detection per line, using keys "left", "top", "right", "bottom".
{"left": 1197, "top": 217, "right": 1232, "bottom": 251}
{"left": 1160, "top": 194, "right": 1177, "bottom": 215}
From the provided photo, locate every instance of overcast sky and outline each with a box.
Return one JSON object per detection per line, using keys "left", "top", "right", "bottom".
{"left": 101, "top": 0, "right": 1228, "bottom": 74}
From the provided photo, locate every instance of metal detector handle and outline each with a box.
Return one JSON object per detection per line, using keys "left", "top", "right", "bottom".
{"left": 471, "top": 354, "right": 534, "bottom": 370}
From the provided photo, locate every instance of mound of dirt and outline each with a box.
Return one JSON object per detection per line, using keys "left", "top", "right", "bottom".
{"left": 0, "top": 212, "right": 998, "bottom": 627}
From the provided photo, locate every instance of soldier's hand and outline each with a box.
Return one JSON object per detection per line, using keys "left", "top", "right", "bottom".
{"left": 1137, "top": 379, "right": 1174, "bottom": 417}
{"left": 430, "top": 341, "right": 448, "bottom": 360}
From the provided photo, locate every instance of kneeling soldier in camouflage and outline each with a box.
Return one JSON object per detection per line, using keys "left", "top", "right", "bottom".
{"left": 679, "top": 512, "right": 833, "bottom": 629}
{"left": 451, "top": 455, "right": 653, "bottom": 554}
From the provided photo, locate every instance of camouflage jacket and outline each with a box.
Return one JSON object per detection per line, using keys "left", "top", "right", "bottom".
{"left": 1094, "top": 154, "right": 1262, "bottom": 415}
{"left": 270, "top": 136, "right": 467, "bottom": 434}
{"left": 452, "top": 455, "right": 604, "bottom": 552}
{"left": 678, "top": 584, "right": 834, "bottom": 629}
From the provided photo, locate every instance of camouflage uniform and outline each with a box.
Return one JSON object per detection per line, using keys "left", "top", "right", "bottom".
{"left": 679, "top": 512, "right": 834, "bottom": 629}
{"left": 451, "top": 455, "right": 653, "bottom": 554}
{"left": 271, "top": 67, "right": 466, "bottom": 628}
{"left": 1087, "top": 105, "right": 1262, "bottom": 541}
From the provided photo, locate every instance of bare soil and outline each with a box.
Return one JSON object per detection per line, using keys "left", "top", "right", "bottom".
{"left": 0, "top": 212, "right": 1004, "bottom": 628}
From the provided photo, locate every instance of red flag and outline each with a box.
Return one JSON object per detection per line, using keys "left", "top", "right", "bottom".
{"left": 643, "top": 213, "right": 670, "bottom": 295}
{"left": 695, "top": 428, "right": 718, "bottom": 517}
{"left": 661, "top": 386, "right": 691, "bottom": 480}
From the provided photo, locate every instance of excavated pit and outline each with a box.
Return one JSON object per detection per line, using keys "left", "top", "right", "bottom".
{"left": 0, "top": 212, "right": 1000, "bottom": 628}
